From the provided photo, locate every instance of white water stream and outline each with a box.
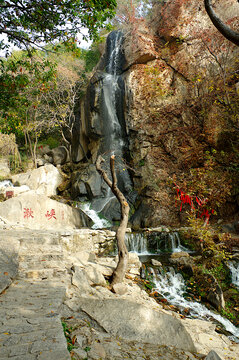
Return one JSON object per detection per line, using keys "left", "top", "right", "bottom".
{"left": 125, "top": 231, "right": 189, "bottom": 255}
{"left": 78, "top": 202, "right": 111, "bottom": 229}
{"left": 0, "top": 180, "right": 13, "bottom": 191}
{"left": 228, "top": 261, "right": 239, "bottom": 288}
{"left": 152, "top": 268, "right": 239, "bottom": 341}
{"left": 125, "top": 233, "right": 149, "bottom": 255}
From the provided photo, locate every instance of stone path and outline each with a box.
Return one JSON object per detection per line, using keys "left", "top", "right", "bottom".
{"left": 0, "top": 229, "right": 238, "bottom": 360}
{"left": 0, "top": 230, "right": 71, "bottom": 360}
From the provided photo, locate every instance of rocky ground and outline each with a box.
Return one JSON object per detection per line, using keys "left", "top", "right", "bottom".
{"left": 0, "top": 226, "right": 239, "bottom": 360}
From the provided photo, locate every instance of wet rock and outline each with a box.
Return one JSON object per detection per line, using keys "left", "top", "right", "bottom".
{"left": 46, "top": 146, "right": 69, "bottom": 165}
{"left": 151, "top": 259, "right": 162, "bottom": 267}
{"left": 71, "top": 165, "right": 102, "bottom": 199}
{"left": 194, "top": 271, "right": 225, "bottom": 312}
{"left": 170, "top": 252, "right": 194, "bottom": 276}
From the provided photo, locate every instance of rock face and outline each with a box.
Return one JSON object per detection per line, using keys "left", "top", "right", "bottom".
{"left": 71, "top": 1, "right": 239, "bottom": 228}
{"left": 78, "top": 297, "right": 196, "bottom": 352}
{"left": 0, "top": 192, "right": 91, "bottom": 230}
{"left": 12, "top": 164, "right": 63, "bottom": 196}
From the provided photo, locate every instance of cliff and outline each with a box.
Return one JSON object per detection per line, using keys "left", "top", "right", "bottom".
{"left": 72, "top": 0, "right": 239, "bottom": 228}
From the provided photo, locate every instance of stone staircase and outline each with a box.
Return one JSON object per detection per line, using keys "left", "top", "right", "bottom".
{"left": 0, "top": 229, "right": 71, "bottom": 360}
{"left": 18, "top": 233, "right": 68, "bottom": 281}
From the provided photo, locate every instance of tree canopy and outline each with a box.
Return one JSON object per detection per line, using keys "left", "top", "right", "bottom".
{"left": 0, "top": 0, "right": 117, "bottom": 52}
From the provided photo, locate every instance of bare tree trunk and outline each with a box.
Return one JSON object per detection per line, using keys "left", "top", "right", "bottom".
{"left": 96, "top": 155, "right": 129, "bottom": 285}
{"left": 204, "top": 0, "right": 239, "bottom": 46}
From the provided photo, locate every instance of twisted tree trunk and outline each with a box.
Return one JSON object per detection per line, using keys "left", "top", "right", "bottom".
{"left": 96, "top": 155, "right": 129, "bottom": 285}
{"left": 204, "top": 0, "right": 239, "bottom": 46}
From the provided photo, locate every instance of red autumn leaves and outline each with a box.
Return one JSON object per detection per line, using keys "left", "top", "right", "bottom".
{"left": 175, "top": 186, "right": 215, "bottom": 223}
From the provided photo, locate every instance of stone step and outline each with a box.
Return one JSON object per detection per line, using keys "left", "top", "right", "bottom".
{"left": 19, "top": 260, "right": 67, "bottom": 272}
{"left": 18, "top": 234, "right": 60, "bottom": 246}
{"left": 19, "top": 244, "right": 63, "bottom": 255}
{"left": 19, "top": 253, "right": 64, "bottom": 262}
{"left": 18, "top": 267, "right": 68, "bottom": 280}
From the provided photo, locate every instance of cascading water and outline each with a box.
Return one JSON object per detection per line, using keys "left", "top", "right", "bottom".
{"left": 228, "top": 261, "right": 239, "bottom": 288}
{"left": 125, "top": 232, "right": 149, "bottom": 255}
{"left": 78, "top": 202, "right": 111, "bottom": 229}
{"left": 90, "top": 30, "right": 132, "bottom": 218}
{"left": 125, "top": 231, "right": 239, "bottom": 341}
{"left": 152, "top": 267, "right": 239, "bottom": 341}
{"left": 0, "top": 180, "right": 13, "bottom": 191}
{"left": 125, "top": 231, "right": 189, "bottom": 255}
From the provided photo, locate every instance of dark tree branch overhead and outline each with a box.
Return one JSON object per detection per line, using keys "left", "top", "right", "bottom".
{"left": 96, "top": 155, "right": 129, "bottom": 286}
{"left": 204, "top": 0, "right": 239, "bottom": 46}
{"left": 0, "top": 0, "right": 117, "bottom": 52}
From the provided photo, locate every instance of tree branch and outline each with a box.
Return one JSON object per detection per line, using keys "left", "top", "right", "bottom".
{"left": 96, "top": 155, "right": 129, "bottom": 286}
{"left": 204, "top": 0, "right": 239, "bottom": 46}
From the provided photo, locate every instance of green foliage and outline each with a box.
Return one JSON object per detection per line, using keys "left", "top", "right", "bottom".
{"left": 221, "top": 307, "right": 236, "bottom": 321}
{"left": 81, "top": 47, "right": 101, "bottom": 72}
{"left": 143, "top": 265, "right": 156, "bottom": 291}
{"left": 0, "top": 0, "right": 117, "bottom": 53}
{"left": 39, "top": 136, "right": 60, "bottom": 149}
{"left": 61, "top": 321, "right": 76, "bottom": 353}
{"left": 0, "top": 53, "right": 57, "bottom": 144}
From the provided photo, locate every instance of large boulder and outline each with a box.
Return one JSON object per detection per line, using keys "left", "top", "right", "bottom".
{"left": 46, "top": 146, "right": 70, "bottom": 166}
{"left": 77, "top": 298, "right": 196, "bottom": 352}
{"left": 0, "top": 192, "right": 92, "bottom": 230}
{"left": 11, "top": 164, "right": 63, "bottom": 196}
{"left": 71, "top": 164, "right": 102, "bottom": 200}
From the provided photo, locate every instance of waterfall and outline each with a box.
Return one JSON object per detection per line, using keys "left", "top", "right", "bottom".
{"left": 90, "top": 31, "right": 132, "bottom": 217}
{"left": 167, "top": 232, "right": 188, "bottom": 253}
{"left": 124, "top": 231, "right": 189, "bottom": 255}
{"left": 228, "top": 261, "right": 239, "bottom": 288}
{"left": 152, "top": 267, "right": 239, "bottom": 341}
{"left": 125, "top": 233, "right": 149, "bottom": 255}
{"left": 78, "top": 202, "right": 111, "bottom": 229}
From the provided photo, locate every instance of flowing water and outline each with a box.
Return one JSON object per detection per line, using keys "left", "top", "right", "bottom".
{"left": 125, "top": 233, "right": 149, "bottom": 255}
{"left": 152, "top": 267, "right": 239, "bottom": 341}
{"left": 125, "top": 231, "right": 239, "bottom": 341}
{"left": 0, "top": 180, "right": 13, "bottom": 191}
{"left": 125, "top": 231, "right": 189, "bottom": 255}
{"left": 228, "top": 261, "right": 239, "bottom": 288}
{"left": 78, "top": 202, "right": 112, "bottom": 229}
{"left": 90, "top": 31, "right": 132, "bottom": 217}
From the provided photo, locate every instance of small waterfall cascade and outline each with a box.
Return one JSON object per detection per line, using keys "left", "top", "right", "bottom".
{"left": 0, "top": 180, "right": 13, "bottom": 191}
{"left": 152, "top": 267, "right": 239, "bottom": 341}
{"left": 228, "top": 261, "right": 239, "bottom": 288}
{"left": 125, "top": 233, "right": 149, "bottom": 254}
{"left": 165, "top": 232, "right": 188, "bottom": 253}
{"left": 124, "top": 231, "right": 189, "bottom": 255}
{"left": 78, "top": 202, "right": 111, "bottom": 229}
